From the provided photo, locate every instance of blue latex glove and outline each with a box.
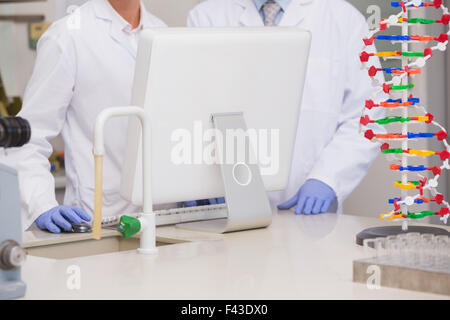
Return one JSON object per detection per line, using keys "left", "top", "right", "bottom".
{"left": 278, "top": 179, "right": 336, "bottom": 215}
{"left": 184, "top": 198, "right": 226, "bottom": 207}
{"left": 35, "top": 206, "right": 92, "bottom": 234}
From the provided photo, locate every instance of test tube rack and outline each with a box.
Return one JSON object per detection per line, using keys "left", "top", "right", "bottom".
{"left": 353, "top": 233, "right": 450, "bottom": 295}
{"left": 353, "top": 256, "right": 450, "bottom": 295}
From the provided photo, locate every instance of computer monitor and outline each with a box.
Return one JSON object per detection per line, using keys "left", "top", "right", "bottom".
{"left": 120, "top": 28, "right": 311, "bottom": 232}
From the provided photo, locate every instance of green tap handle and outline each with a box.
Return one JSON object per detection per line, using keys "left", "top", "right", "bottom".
{"left": 118, "top": 216, "right": 141, "bottom": 239}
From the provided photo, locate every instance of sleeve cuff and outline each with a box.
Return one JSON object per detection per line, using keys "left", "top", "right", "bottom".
{"left": 305, "top": 172, "right": 342, "bottom": 204}
{"left": 23, "top": 201, "right": 59, "bottom": 231}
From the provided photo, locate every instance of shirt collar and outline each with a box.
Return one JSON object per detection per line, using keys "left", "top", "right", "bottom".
{"left": 100, "top": 0, "right": 148, "bottom": 32}
{"left": 253, "top": 0, "right": 292, "bottom": 12}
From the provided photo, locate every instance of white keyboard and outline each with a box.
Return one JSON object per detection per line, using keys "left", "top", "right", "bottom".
{"left": 101, "top": 204, "right": 228, "bottom": 227}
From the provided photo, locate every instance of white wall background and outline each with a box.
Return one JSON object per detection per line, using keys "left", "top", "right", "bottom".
{"left": 0, "top": 0, "right": 202, "bottom": 96}
{"left": 145, "top": 0, "right": 202, "bottom": 26}
{"left": 0, "top": 0, "right": 54, "bottom": 97}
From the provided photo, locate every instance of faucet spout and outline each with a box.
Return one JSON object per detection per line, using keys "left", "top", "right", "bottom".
{"left": 93, "top": 106, "right": 157, "bottom": 254}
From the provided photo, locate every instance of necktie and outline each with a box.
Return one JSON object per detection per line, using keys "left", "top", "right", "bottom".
{"left": 263, "top": 0, "right": 282, "bottom": 26}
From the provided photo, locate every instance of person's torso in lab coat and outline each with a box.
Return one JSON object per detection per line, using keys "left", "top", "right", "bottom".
{"left": 188, "top": 0, "right": 372, "bottom": 207}
{"left": 54, "top": 0, "right": 166, "bottom": 217}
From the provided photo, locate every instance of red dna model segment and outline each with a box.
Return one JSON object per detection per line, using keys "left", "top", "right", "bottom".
{"left": 359, "top": 0, "right": 450, "bottom": 224}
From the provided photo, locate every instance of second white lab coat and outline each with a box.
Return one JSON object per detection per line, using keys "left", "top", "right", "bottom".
{"left": 188, "top": 0, "right": 386, "bottom": 209}
{"left": 1, "top": 0, "right": 166, "bottom": 230}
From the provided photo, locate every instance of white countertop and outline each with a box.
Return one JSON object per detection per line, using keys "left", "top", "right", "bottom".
{"left": 23, "top": 223, "right": 224, "bottom": 248}
{"left": 21, "top": 210, "right": 450, "bottom": 300}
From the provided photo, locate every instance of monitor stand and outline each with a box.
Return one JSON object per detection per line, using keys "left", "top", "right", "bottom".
{"left": 176, "top": 112, "right": 273, "bottom": 233}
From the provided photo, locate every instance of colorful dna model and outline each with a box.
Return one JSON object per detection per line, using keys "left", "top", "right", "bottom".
{"left": 359, "top": 0, "right": 450, "bottom": 225}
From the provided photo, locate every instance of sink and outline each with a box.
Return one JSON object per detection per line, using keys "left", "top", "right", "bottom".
{"left": 24, "top": 231, "right": 172, "bottom": 260}
{"left": 23, "top": 224, "right": 221, "bottom": 260}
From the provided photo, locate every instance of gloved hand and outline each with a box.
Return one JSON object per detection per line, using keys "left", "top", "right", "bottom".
{"left": 184, "top": 198, "right": 226, "bottom": 207}
{"left": 35, "top": 206, "right": 92, "bottom": 234}
{"left": 278, "top": 179, "right": 336, "bottom": 215}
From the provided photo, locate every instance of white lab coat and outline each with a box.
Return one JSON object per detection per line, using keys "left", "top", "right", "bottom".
{"left": 1, "top": 0, "right": 166, "bottom": 231}
{"left": 188, "top": 0, "right": 386, "bottom": 210}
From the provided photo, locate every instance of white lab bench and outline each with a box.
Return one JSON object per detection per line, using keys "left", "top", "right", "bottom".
{"left": 21, "top": 210, "right": 450, "bottom": 300}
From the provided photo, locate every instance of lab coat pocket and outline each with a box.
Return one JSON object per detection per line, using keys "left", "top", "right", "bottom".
{"left": 298, "top": 57, "right": 341, "bottom": 160}
{"left": 79, "top": 185, "right": 133, "bottom": 217}
{"left": 303, "top": 58, "right": 340, "bottom": 114}
{"left": 297, "top": 108, "right": 339, "bottom": 163}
